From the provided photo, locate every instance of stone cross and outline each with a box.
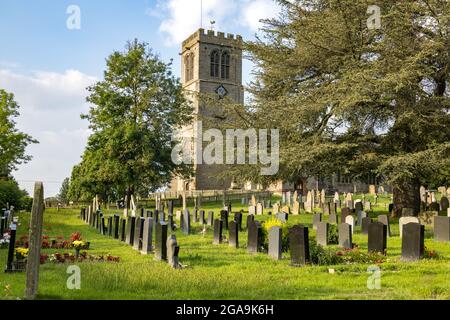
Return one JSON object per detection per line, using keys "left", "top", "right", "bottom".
{"left": 25, "top": 182, "right": 45, "bottom": 300}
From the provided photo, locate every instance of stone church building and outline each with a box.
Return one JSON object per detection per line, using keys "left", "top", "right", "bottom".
{"left": 170, "top": 29, "right": 384, "bottom": 195}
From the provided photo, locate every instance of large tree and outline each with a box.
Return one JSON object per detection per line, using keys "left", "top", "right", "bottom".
{"left": 0, "top": 89, "right": 38, "bottom": 178}
{"left": 221, "top": 0, "right": 449, "bottom": 216}
{"left": 72, "top": 40, "right": 192, "bottom": 210}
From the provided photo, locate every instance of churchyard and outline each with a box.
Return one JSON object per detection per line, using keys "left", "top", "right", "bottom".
{"left": 1, "top": 191, "right": 449, "bottom": 300}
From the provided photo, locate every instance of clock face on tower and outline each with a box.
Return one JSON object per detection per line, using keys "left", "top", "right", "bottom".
{"left": 215, "top": 85, "right": 228, "bottom": 98}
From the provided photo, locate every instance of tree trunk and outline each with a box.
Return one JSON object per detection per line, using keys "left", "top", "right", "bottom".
{"left": 392, "top": 178, "right": 420, "bottom": 217}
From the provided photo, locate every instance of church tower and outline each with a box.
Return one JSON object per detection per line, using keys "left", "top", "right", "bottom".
{"left": 171, "top": 28, "right": 244, "bottom": 191}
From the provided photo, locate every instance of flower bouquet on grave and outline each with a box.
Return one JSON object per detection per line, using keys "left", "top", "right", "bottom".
{"left": 72, "top": 240, "right": 85, "bottom": 259}
{"left": 14, "top": 247, "right": 28, "bottom": 270}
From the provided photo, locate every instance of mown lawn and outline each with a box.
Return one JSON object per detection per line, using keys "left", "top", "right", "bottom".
{"left": 0, "top": 194, "right": 449, "bottom": 300}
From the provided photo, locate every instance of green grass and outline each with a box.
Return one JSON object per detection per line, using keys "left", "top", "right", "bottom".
{"left": 0, "top": 194, "right": 449, "bottom": 300}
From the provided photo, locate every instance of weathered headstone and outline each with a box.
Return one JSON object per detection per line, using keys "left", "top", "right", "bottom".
{"left": 182, "top": 209, "right": 191, "bottom": 235}
{"left": 338, "top": 223, "right": 352, "bottom": 249}
{"left": 368, "top": 222, "right": 387, "bottom": 254}
{"left": 355, "top": 202, "right": 363, "bottom": 213}
{"left": 268, "top": 226, "right": 282, "bottom": 260}
{"left": 113, "top": 215, "right": 120, "bottom": 239}
{"left": 289, "top": 225, "right": 309, "bottom": 266}
{"left": 273, "top": 203, "right": 280, "bottom": 214}
{"left": 220, "top": 210, "right": 229, "bottom": 230}
{"left": 433, "top": 216, "right": 450, "bottom": 242}
{"left": 125, "top": 216, "right": 136, "bottom": 245}
{"left": 247, "top": 221, "right": 263, "bottom": 253}
{"left": 312, "top": 213, "right": 322, "bottom": 230}
{"left": 108, "top": 216, "right": 113, "bottom": 237}
{"left": 213, "top": 219, "right": 223, "bottom": 245}
{"left": 248, "top": 206, "right": 256, "bottom": 216}
{"left": 133, "top": 217, "right": 145, "bottom": 250}
{"left": 246, "top": 214, "right": 254, "bottom": 229}
{"left": 199, "top": 210, "right": 206, "bottom": 225}
{"left": 229, "top": 220, "right": 238, "bottom": 248}
{"left": 328, "top": 214, "right": 338, "bottom": 225}
{"left": 361, "top": 217, "right": 372, "bottom": 235}
{"left": 276, "top": 212, "right": 288, "bottom": 223}
{"left": 292, "top": 201, "right": 300, "bottom": 215}
{"left": 24, "top": 182, "right": 45, "bottom": 300}
{"left": 207, "top": 211, "right": 214, "bottom": 227}
{"left": 167, "top": 235, "right": 180, "bottom": 269}
{"left": 234, "top": 212, "right": 243, "bottom": 231}
{"left": 168, "top": 200, "right": 174, "bottom": 216}
{"left": 141, "top": 217, "right": 153, "bottom": 254}
{"left": 345, "top": 215, "right": 355, "bottom": 234}
{"left": 377, "top": 215, "right": 391, "bottom": 237}
{"left": 399, "top": 216, "right": 420, "bottom": 238}
{"left": 192, "top": 208, "right": 198, "bottom": 223}
{"left": 256, "top": 203, "right": 263, "bottom": 215}
{"left": 100, "top": 216, "right": 106, "bottom": 235}
{"left": 364, "top": 201, "right": 371, "bottom": 212}
{"left": 120, "top": 218, "right": 126, "bottom": 241}
{"left": 316, "top": 222, "right": 329, "bottom": 246}
{"left": 154, "top": 222, "right": 168, "bottom": 261}
{"left": 440, "top": 197, "right": 449, "bottom": 211}
{"left": 341, "top": 207, "right": 352, "bottom": 223}
{"left": 401, "top": 223, "right": 424, "bottom": 261}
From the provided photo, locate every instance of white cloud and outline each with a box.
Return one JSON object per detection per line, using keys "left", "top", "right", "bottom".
{"left": 0, "top": 68, "right": 96, "bottom": 197}
{"left": 150, "top": 0, "right": 279, "bottom": 47}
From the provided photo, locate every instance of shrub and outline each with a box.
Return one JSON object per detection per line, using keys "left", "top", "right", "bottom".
{"left": 327, "top": 224, "right": 339, "bottom": 244}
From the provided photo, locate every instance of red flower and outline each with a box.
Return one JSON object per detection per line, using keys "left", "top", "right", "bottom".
{"left": 41, "top": 241, "right": 50, "bottom": 249}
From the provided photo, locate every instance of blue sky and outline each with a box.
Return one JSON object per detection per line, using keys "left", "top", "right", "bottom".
{"left": 0, "top": 0, "right": 279, "bottom": 196}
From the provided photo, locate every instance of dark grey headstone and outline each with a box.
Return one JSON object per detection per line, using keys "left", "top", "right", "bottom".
{"left": 440, "top": 196, "right": 449, "bottom": 211}
{"left": 434, "top": 216, "right": 450, "bottom": 242}
{"left": 141, "top": 217, "right": 153, "bottom": 255}
{"left": 133, "top": 217, "right": 145, "bottom": 250}
{"left": 355, "top": 202, "right": 363, "bottom": 212}
{"left": 168, "top": 214, "right": 174, "bottom": 231}
{"left": 147, "top": 210, "right": 153, "bottom": 218}
{"left": 154, "top": 210, "right": 160, "bottom": 223}
{"left": 377, "top": 215, "right": 391, "bottom": 237}
{"left": 193, "top": 208, "right": 198, "bottom": 223}
{"left": 108, "top": 216, "right": 113, "bottom": 237}
{"left": 361, "top": 217, "right": 372, "bottom": 234}
{"left": 401, "top": 223, "right": 424, "bottom": 261}
{"left": 100, "top": 216, "right": 106, "bottom": 235}
{"left": 247, "top": 221, "right": 263, "bottom": 253}
{"left": 213, "top": 219, "right": 223, "bottom": 245}
{"left": 289, "top": 225, "right": 309, "bottom": 266}
{"left": 357, "top": 211, "right": 367, "bottom": 226}
{"left": 167, "top": 235, "right": 180, "bottom": 269}
{"left": 207, "top": 211, "right": 214, "bottom": 226}
{"left": 368, "top": 221, "right": 387, "bottom": 254}
{"left": 140, "top": 208, "right": 144, "bottom": 217}
{"left": 229, "top": 220, "right": 238, "bottom": 248}
{"left": 199, "top": 210, "right": 206, "bottom": 225}
{"left": 120, "top": 218, "right": 126, "bottom": 241}
{"left": 316, "top": 222, "right": 329, "bottom": 246}
{"left": 113, "top": 215, "right": 120, "bottom": 239}
{"left": 338, "top": 223, "right": 352, "bottom": 249}
{"left": 276, "top": 212, "right": 288, "bottom": 223}
{"left": 328, "top": 214, "right": 338, "bottom": 225}
{"left": 388, "top": 203, "right": 394, "bottom": 214}
{"left": 168, "top": 200, "right": 174, "bottom": 215}
{"left": 154, "top": 222, "right": 168, "bottom": 261}
{"left": 234, "top": 212, "right": 243, "bottom": 231}
{"left": 268, "top": 226, "right": 282, "bottom": 260}
{"left": 246, "top": 214, "right": 254, "bottom": 229}
{"left": 312, "top": 213, "right": 322, "bottom": 230}
{"left": 220, "top": 210, "right": 229, "bottom": 230}
{"left": 125, "top": 216, "right": 136, "bottom": 245}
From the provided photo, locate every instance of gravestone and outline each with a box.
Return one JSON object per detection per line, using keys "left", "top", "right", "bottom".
{"left": 207, "top": 211, "right": 214, "bottom": 227}
{"left": 345, "top": 215, "right": 355, "bottom": 234}
{"left": 289, "top": 225, "right": 309, "bottom": 266}
{"left": 247, "top": 221, "right": 263, "bottom": 253}
{"left": 330, "top": 202, "right": 337, "bottom": 215}
{"left": 328, "top": 214, "right": 338, "bottom": 225}
{"left": 220, "top": 210, "right": 229, "bottom": 230}
{"left": 346, "top": 200, "right": 354, "bottom": 210}
{"left": 355, "top": 202, "right": 363, "bottom": 213}
{"left": 167, "top": 235, "right": 180, "bottom": 269}
{"left": 276, "top": 212, "right": 288, "bottom": 223}
{"left": 182, "top": 209, "right": 191, "bottom": 235}
{"left": 154, "top": 210, "right": 160, "bottom": 224}
{"left": 154, "top": 222, "right": 168, "bottom": 261}
{"left": 440, "top": 197, "right": 449, "bottom": 211}
{"left": 168, "top": 214, "right": 174, "bottom": 231}
{"left": 199, "top": 210, "right": 206, "bottom": 225}
{"left": 368, "top": 222, "right": 387, "bottom": 254}
{"left": 341, "top": 208, "right": 352, "bottom": 223}
{"left": 141, "top": 217, "right": 153, "bottom": 254}
{"left": 292, "top": 201, "right": 300, "bottom": 215}
{"left": 213, "top": 219, "right": 223, "bottom": 244}
{"left": 401, "top": 223, "right": 424, "bottom": 261}
{"left": 312, "top": 213, "right": 322, "bottom": 230}
{"left": 234, "top": 212, "right": 243, "bottom": 231}
{"left": 316, "top": 222, "right": 329, "bottom": 246}
{"left": 433, "top": 216, "right": 450, "bottom": 242}
{"left": 377, "top": 215, "right": 391, "bottom": 237}
{"left": 120, "top": 218, "right": 126, "bottom": 241}
{"left": 361, "top": 217, "right": 372, "bottom": 235}
{"left": 133, "top": 217, "right": 145, "bottom": 250}
{"left": 100, "top": 216, "right": 106, "bottom": 235}
{"left": 388, "top": 203, "right": 394, "bottom": 214}
{"left": 256, "top": 203, "right": 263, "bottom": 215}
{"left": 268, "top": 226, "right": 282, "bottom": 260}
{"left": 229, "top": 220, "right": 239, "bottom": 248}
{"left": 168, "top": 200, "right": 174, "bottom": 215}
{"left": 364, "top": 201, "right": 371, "bottom": 212}
{"left": 281, "top": 206, "right": 290, "bottom": 214}
{"left": 146, "top": 210, "right": 153, "bottom": 218}
{"left": 125, "top": 216, "right": 136, "bottom": 246}
{"left": 193, "top": 208, "right": 198, "bottom": 223}
{"left": 246, "top": 214, "right": 254, "bottom": 230}
{"left": 113, "top": 215, "right": 120, "bottom": 239}
{"left": 338, "top": 223, "right": 352, "bottom": 249}
{"left": 357, "top": 211, "right": 367, "bottom": 226}
{"left": 399, "top": 217, "right": 420, "bottom": 238}
{"left": 25, "top": 182, "right": 45, "bottom": 300}
{"left": 323, "top": 202, "right": 330, "bottom": 215}
{"left": 248, "top": 206, "right": 256, "bottom": 215}
{"left": 273, "top": 203, "right": 280, "bottom": 214}
{"left": 108, "top": 216, "right": 113, "bottom": 237}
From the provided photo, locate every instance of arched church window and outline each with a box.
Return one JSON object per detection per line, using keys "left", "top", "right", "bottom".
{"left": 221, "top": 51, "right": 230, "bottom": 79}
{"left": 210, "top": 50, "right": 220, "bottom": 78}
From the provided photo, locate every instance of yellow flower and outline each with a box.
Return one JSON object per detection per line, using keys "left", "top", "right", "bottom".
{"left": 263, "top": 217, "right": 283, "bottom": 232}
{"left": 15, "top": 247, "right": 29, "bottom": 258}
{"left": 72, "top": 240, "right": 85, "bottom": 248}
